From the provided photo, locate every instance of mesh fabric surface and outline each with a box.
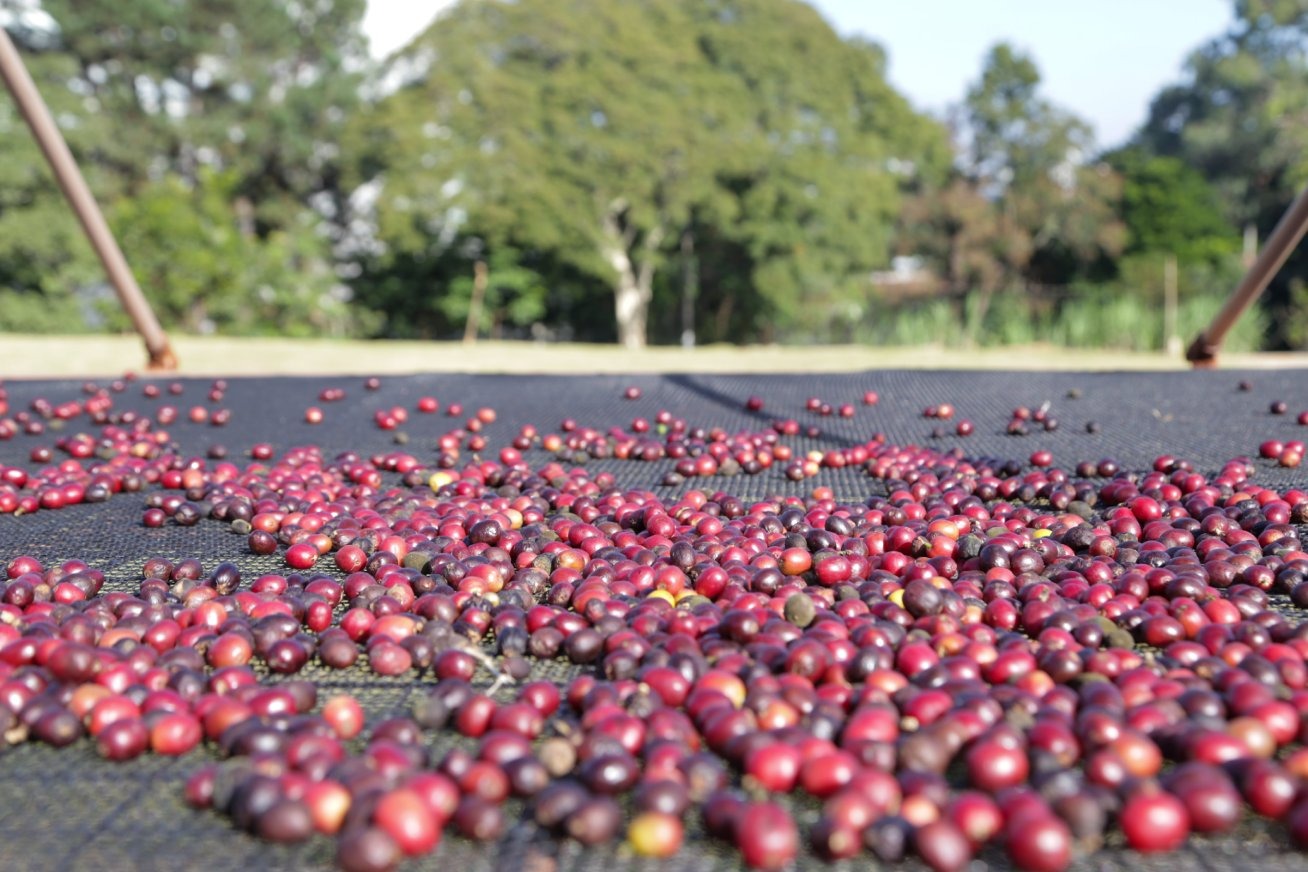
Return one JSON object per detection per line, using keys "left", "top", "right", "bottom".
{"left": 0, "top": 368, "right": 1306, "bottom": 871}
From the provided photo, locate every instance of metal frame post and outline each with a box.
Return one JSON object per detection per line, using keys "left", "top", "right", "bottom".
{"left": 1187, "top": 183, "right": 1308, "bottom": 368}
{"left": 0, "top": 26, "right": 176, "bottom": 370}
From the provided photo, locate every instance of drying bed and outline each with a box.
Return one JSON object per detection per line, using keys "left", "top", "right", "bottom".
{"left": 0, "top": 368, "right": 1307, "bottom": 871}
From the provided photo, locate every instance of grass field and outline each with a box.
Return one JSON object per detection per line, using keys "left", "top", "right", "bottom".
{"left": 2, "top": 333, "right": 1305, "bottom": 378}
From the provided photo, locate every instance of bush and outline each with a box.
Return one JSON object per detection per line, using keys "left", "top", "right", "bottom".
{"left": 105, "top": 170, "right": 378, "bottom": 338}
{"left": 856, "top": 256, "right": 1266, "bottom": 352}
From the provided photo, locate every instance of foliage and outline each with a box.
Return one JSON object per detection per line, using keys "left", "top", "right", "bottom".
{"left": 0, "top": 16, "right": 100, "bottom": 326}
{"left": 357, "top": 0, "right": 950, "bottom": 347}
{"left": 0, "top": 287, "right": 87, "bottom": 333}
{"left": 903, "top": 43, "right": 1125, "bottom": 310}
{"left": 438, "top": 249, "right": 548, "bottom": 339}
{"left": 348, "top": 238, "right": 586, "bottom": 340}
{"left": 857, "top": 257, "right": 1264, "bottom": 354}
{"left": 1139, "top": 0, "right": 1308, "bottom": 228}
{"left": 1048, "top": 259, "right": 1265, "bottom": 353}
{"left": 0, "top": 0, "right": 1295, "bottom": 353}
{"left": 1133, "top": 0, "right": 1308, "bottom": 346}
{"left": 4, "top": 0, "right": 370, "bottom": 206}
{"left": 899, "top": 176, "right": 1028, "bottom": 293}
{"left": 107, "top": 171, "right": 369, "bottom": 336}
{"left": 1106, "top": 149, "right": 1238, "bottom": 264}
{"left": 0, "top": 0, "right": 370, "bottom": 331}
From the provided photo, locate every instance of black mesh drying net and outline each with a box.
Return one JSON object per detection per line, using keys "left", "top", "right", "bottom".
{"left": 0, "top": 368, "right": 1307, "bottom": 871}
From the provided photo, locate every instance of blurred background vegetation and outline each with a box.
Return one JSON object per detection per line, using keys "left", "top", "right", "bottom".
{"left": 0, "top": 0, "right": 1304, "bottom": 352}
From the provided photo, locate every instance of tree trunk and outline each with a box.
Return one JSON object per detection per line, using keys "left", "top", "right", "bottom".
{"left": 234, "top": 196, "right": 256, "bottom": 240}
{"left": 947, "top": 230, "right": 965, "bottom": 293}
{"left": 715, "top": 294, "right": 734, "bottom": 341}
{"left": 187, "top": 298, "right": 208, "bottom": 334}
{"left": 463, "top": 259, "right": 487, "bottom": 345}
{"left": 965, "top": 284, "right": 997, "bottom": 346}
{"left": 611, "top": 252, "right": 647, "bottom": 349}
{"left": 680, "top": 229, "right": 696, "bottom": 348}
{"left": 601, "top": 203, "right": 662, "bottom": 349}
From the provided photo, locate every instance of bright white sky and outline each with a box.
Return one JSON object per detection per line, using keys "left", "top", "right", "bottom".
{"left": 361, "top": 0, "right": 1234, "bottom": 150}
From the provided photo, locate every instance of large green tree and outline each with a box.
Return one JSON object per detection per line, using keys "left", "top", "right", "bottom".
{"left": 357, "top": 0, "right": 948, "bottom": 347}
{"left": 1139, "top": 0, "right": 1308, "bottom": 230}
{"left": 1134, "top": 0, "right": 1308, "bottom": 346}
{"left": 0, "top": 0, "right": 370, "bottom": 333}
{"left": 900, "top": 43, "right": 1125, "bottom": 342}
{"left": 958, "top": 43, "right": 1125, "bottom": 287}
{"left": 1106, "top": 149, "right": 1237, "bottom": 264}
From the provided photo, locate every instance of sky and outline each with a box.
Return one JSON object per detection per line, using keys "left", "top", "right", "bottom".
{"left": 361, "top": 0, "right": 1235, "bottom": 150}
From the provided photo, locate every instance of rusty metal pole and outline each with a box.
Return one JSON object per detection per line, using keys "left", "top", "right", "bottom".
{"left": 0, "top": 26, "right": 176, "bottom": 370}
{"left": 1187, "top": 182, "right": 1308, "bottom": 368}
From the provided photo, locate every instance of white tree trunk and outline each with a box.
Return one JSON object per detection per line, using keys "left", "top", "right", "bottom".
{"left": 602, "top": 203, "right": 662, "bottom": 349}
{"left": 605, "top": 241, "right": 646, "bottom": 349}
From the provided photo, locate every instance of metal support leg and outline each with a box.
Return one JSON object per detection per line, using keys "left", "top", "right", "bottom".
{"left": 1187, "top": 183, "right": 1308, "bottom": 368}
{"left": 0, "top": 27, "right": 176, "bottom": 370}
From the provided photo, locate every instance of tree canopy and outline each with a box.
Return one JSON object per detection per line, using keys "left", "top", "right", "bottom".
{"left": 902, "top": 42, "right": 1125, "bottom": 311}
{"left": 1135, "top": 0, "right": 1308, "bottom": 345}
{"left": 355, "top": 0, "right": 949, "bottom": 347}
{"left": 1139, "top": 0, "right": 1308, "bottom": 229}
{"left": 1106, "top": 149, "right": 1237, "bottom": 264}
{"left": 1, "top": 0, "right": 1305, "bottom": 350}
{"left": 0, "top": 0, "right": 369, "bottom": 332}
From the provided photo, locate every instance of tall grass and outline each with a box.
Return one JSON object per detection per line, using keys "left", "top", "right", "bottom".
{"left": 858, "top": 285, "right": 1267, "bottom": 353}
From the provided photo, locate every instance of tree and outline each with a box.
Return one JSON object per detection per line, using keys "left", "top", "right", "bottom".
{"left": 690, "top": 15, "right": 951, "bottom": 342}
{"left": 1106, "top": 149, "right": 1238, "bottom": 264}
{"left": 438, "top": 248, "right": 547, "bottom": 340}
{"left": 900, "top": 43, "right": 1125, "bottom": 340}
{"left": 1135, "top": 0, "right": 1308, "bottom": 346}
{"left": 0, "top": 0, "right": 372, "bottom": 332}
{"left": 1139, "top": 0, "right": 1308, "bottom": 231}
{"left": 898, "top": 177, "right": 1026, "bottom": 295}
{"left": 107, "top": 170, "right": 366, "bottom": 336}
{"left": 0, "top": 3, "right": 101, "bottom": 330}
{"left": 962, "top": 44, "right": 1053, "bottom": 192}
{"left": 357, "top": 0, "right": 728, "bottom": 348}
{"left": 358, "top": 0, "right": 948, "bottom": 347}
{"left": 883, "top": 43, "right": 1129, "bottom": 346}
{"left": 957, "top": 43, "right": 1125, "bottom": 287}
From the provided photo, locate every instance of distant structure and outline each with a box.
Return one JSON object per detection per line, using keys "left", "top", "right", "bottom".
{"left": 870, "top": 256, "right": 942, "bottom": 299}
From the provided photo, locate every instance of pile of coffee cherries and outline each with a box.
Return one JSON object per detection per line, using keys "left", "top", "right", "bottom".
{"left": 2, "top": 376, "right": 1308, "bottom": 872}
